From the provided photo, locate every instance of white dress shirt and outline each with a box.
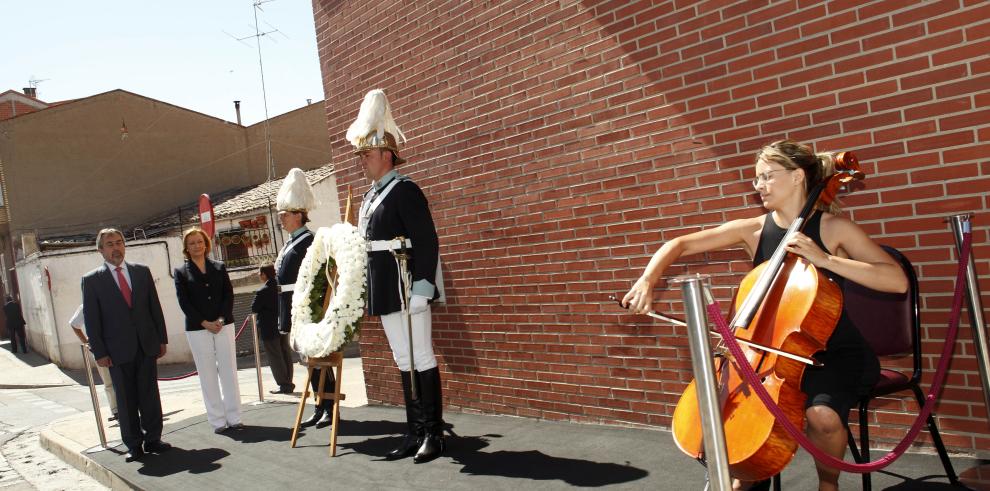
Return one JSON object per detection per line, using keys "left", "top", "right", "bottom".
{"left": 105, "top": 262, "right": 132, "bottom": 291}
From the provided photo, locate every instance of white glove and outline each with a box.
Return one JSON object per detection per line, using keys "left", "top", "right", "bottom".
{"left": 409, "top": 295, "right": 429, "bottom": 315}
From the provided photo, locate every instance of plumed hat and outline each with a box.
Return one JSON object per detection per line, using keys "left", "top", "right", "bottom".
{"left": 276, "top": 168, "right": 317, "bottom": 212}
{"left": 345, "top": 89, "right": 406, "bottom": 165}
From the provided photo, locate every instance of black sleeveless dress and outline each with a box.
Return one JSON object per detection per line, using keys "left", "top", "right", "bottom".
{"left": 753, "top": 211, "right": 880, "bottom": 424}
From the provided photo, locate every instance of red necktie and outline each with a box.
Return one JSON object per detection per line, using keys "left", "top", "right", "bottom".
{"left": 116, "top": 266, "right": 132, "bottom": 308}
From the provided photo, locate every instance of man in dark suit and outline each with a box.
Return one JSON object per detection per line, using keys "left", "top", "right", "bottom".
{"left": 252, "top": 263, "right": 294, "bottom": 394}
{"left": 82, "top": 228, "right": 170, "bottom": 462}
{"left": 3, "top": 295, "right": 28, "bottom": 353}
{"left": 274, "top": 167, "right": 332, "bottom": 428}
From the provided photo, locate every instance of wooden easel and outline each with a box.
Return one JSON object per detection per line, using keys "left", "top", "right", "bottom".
{"left": 290, "top": 352, "right": 346, "bottom": 456}
{"left": 290, "top": 188, "right": 353, "bottom": 456}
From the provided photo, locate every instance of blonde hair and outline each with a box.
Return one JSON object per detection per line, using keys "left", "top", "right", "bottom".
{"left": 756, "top": 140, "right": 841, "bottom": 214}
{"left": 95, "top": 228, "right": 124, "bottom": 249}
{"left": 182, "top": 227, "right": 212, "bottom": 259}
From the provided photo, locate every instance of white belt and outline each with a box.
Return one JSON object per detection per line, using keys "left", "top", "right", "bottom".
{"left": 367, "top": 238, "right": 412, "bottom": 252}
{"left": 279, "top": 284, "right": 295, "bottom": 293}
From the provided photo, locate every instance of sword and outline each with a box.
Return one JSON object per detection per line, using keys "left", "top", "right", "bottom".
{"left": 392, "top": 236, "right": 419, "bottom": 400}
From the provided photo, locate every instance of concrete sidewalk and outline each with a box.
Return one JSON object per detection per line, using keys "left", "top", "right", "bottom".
{"left": 26, "top": 350, "right": 987, "bottom": 490}
{"left": 0, "top": 340, "right": 79, "bottom": 389}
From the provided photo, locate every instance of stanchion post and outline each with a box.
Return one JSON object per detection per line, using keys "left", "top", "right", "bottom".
{"left": 672, "top": 274, "right": 730, "bottom": 491}
{"left": 251, "top": 314, "right": 264, "bottom": 402}
{"left": 949, "top": 214, "right": 990, "bottom": 417}
{"left": 80, "top": 344, "right": 108, "bottom": 449}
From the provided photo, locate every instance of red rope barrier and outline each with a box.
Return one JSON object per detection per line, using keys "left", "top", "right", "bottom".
{"left": 158, "top": 316, "right": 253, "bottom": 382}
{"left": 704, "top": 232, "right": 972, "bottom": 473}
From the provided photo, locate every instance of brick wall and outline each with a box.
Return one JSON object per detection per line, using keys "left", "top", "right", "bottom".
{"left": 313, "top": 0, "right": 990, "bottom": 455}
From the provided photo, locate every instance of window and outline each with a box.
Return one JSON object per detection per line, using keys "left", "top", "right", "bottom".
{"left": 216, "top": 214, "right": 277, "bottom": 268}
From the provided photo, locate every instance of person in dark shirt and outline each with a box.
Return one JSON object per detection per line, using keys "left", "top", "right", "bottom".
{"left": 3, "top": 295, "right": 27, "bottom": 353}
{"left": 252, "top": 263, "right": 294, "bottom": 394}
{"left": 622, "top": 140, "right": 908, "bottom": 491}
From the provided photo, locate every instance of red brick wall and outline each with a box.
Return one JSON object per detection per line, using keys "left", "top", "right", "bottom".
{"left": 0, "top": 100, "right": 43, "bottom": 121}
{"left": 313, "top": 0, "right": 990, "bottom": 455}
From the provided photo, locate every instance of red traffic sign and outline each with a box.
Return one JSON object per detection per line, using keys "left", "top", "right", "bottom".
{"left": 198, "top": 194, "right": 215, "bottom": 238}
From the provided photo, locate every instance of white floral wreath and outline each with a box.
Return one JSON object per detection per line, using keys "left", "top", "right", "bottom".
{"left": 290, "top": 223, "right": 367, "bottom": 357}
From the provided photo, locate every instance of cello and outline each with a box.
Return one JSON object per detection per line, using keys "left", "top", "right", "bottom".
{"left": 671, "top": 151, "right": 864, "bottom": 482}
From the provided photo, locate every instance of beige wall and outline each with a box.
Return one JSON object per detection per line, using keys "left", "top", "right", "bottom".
{"left": 0, "top": 90, "right": 332, "bottom": 260}
{"left": 245, "top": 102, "right": 333, "bottom": 180}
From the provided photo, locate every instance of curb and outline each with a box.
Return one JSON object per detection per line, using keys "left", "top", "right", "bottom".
{"left": 38, "top": 426, "right": 139, "bottom": 491}
{"left": 0, "top": 383, "right": 75, "bottom": 390}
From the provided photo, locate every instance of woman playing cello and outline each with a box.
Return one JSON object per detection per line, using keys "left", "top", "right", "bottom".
{"left": 622, "top": 140, "right": 908, "bottom": 491}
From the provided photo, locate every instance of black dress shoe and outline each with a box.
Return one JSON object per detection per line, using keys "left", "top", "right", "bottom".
{"left": 125, "top": 448, "right": 145, "bottom": 462}
{"left": 315, "top": 411, "right": 333, "bottom": 429}
{"left": 413, "top": 433, "right": 445, "bottom": 463}
{"left": 269, "top": 389, "right": 286, "bottom": 394}
{"left": 144, "top": 440, "right": 172, "bottom": 453}
{"left": 300, "top": 410, "right": 325, "bottom": 428}
{"left": 386, "top": 433, "right": 422, "bottom": 460}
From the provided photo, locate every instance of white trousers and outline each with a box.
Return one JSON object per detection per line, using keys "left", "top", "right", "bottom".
{"left": 186, "top": 325, "right": 241, "bottom": 430}
{"left": 91, "top": 352, "right": 117, "bottom": 414}
{"left": 381, "top": 306, "right": 437, "bottom": 372}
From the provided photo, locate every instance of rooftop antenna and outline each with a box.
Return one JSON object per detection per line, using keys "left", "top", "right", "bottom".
{"left": 28, "top": 76, "right": 49, "bottom": 88}
{"left": 224, "top": 0, "right": 288, "bottom": 182}
{"left": 26, "top": 75, "right": 49, "bottom": 98}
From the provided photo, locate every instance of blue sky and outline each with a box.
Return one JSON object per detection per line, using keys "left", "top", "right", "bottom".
{"left": 0, "top": 0, "right": 324, "bottom": 125}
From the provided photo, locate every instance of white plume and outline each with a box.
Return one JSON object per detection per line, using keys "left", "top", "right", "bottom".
{"left": 276, "top": 168, "right": 317, "bottom": 212}
{"left": 345, "top": 89, "right": 406, "bottom": 147}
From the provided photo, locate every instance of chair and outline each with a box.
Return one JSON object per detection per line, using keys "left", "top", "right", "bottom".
{"left": 843, "top": 245, "right": 959, "bottom": 490}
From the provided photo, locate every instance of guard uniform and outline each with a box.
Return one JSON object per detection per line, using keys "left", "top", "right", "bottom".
{"left": 274, "top": 168, "right": 334, "bottom": 426}
{"left": 349, "top": 88, "right": 445, "bottom": 463}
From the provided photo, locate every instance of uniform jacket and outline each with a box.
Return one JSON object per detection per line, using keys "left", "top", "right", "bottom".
{"left": 363, "top": 177, "right": 439, "bottom": 316}
{"left": 173, "top": 259, "right": 235, "bottom": 332}
{"left": 251, "top": 278, "right": 279, "bottom": 340}
{"left": 276, "top": 228, "right": 314, "bottom": 332}
{"left": 81, "top": 262, "right": 168, "bottom": 363}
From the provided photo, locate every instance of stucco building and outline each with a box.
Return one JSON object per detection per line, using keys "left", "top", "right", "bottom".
{"left": 1, "top": 87, "right": 340, "bottom": 365}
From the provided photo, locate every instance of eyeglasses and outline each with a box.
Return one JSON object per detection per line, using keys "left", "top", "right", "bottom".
{"left": 752, "top": 169, "right": 791, "bottom": 188}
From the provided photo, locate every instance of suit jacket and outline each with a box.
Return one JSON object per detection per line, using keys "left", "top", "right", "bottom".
{"left": 82, "top": 262, "right": 168, "bottom": 363}
{"left": 276, "top": 229, "right": 314, "bottom": 332}
{"left": 363, "top": 178, "right": 440, "bottom": 316}
{"left": 3, "top": 300, "right": 25, "bottom": 329}
{"left": 173, "top": 259, "right": 235, "bottom": 332}
{"left": 251, "top": 278, "right": 279, "bottom": 340}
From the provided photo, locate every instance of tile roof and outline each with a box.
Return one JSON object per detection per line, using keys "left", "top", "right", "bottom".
{"left": 132, "top": 163, "right": 336, "bottom": 238}
{"left": 213, "top": 164, "right": 335, "bottom": 218}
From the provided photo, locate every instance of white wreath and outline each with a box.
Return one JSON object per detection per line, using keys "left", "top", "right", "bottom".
{"left": 290, "top": 223, "right": 367, "bottom": 357}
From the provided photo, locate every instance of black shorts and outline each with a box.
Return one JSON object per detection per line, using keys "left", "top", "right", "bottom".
{"left": 801, "top": 342, "right": 880, "bottom": 425}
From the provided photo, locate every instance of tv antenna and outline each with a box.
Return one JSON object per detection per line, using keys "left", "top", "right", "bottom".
{"left": 28, "top": 76, "right": 49, "bottom": 88}
{"left": 224, "top": 0, "right": 289, "bottom": 181}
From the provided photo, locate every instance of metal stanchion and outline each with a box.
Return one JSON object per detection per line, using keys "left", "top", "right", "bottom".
{"left": 949, "top": 213, "right": 990, "bottom": 418}
{"left": 251, "top": 314, "right": 265, "bottom": 403}
{"left": 80, "top": 344, "right": 108, "bottom": 451}
{"left": 671, "top": 274, "right": 731, "bottom": 491}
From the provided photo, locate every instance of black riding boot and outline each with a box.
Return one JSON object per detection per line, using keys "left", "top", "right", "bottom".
{"left": 302, "top": 368, "right": 334, "bottom": 428}
{"left": 414, "top": 367, "right": 445, "bottom": 463}
{"left": 386, "top": 370, "right": 423, "bottom": 460}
